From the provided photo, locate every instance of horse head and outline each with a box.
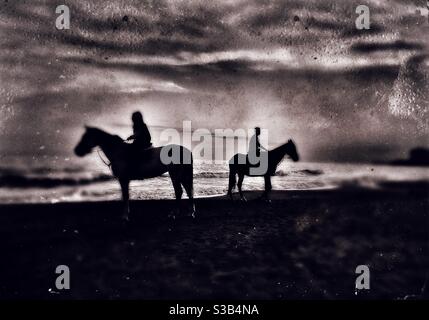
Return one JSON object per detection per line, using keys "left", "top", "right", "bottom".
{"left": 74, "top": 126, "right": 99, "bottom": 157}
{"left": 286, "top": 139, "right": 299, "bottom": 162}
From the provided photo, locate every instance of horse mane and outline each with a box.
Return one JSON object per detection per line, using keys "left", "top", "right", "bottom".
{"left": 270, "top": 140, "right": 290, "bottom": 154}
{"left": 87, "top": 127, "right": 124, "bottom": 144}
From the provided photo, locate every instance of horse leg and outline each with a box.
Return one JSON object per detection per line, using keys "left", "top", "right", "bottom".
{"left": 262, "top": 175, "right": 272, "bottom": 201}
{"left": 170, "top": 173, "right": 183, "bottom": 218}
{"left": 182, "top": 170, "right": 196, "bottom": 218}
{"left": 119, "top": 178, "right": 130, "bottom": 221}
{"left": 227, "top": 167, "right": 236, "bottom": 200}
{"left": 237, "top": 173, "right": 246, "bottom": 201}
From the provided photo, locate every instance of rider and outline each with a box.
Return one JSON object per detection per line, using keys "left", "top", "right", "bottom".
{"left": 126, "top": 111, "right": 152, "bottom": 150}
{"left": 248, "top": 127, "right": 267, "bottom": 165}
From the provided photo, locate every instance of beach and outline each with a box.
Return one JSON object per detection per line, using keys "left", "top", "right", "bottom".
{"left": 1, "top": 184, "right": 428, "bottom": 299}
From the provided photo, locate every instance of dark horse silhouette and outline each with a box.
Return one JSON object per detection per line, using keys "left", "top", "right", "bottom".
{"left": 74, "top": 126, "right": 194, "bottom": 220}
{"left": 227, "top": 139, "right": 299, "bottom": 200}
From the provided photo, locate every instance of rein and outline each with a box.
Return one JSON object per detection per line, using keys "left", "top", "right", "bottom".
{"left": 96, "top": 147, "right": 111, "bottom": 168}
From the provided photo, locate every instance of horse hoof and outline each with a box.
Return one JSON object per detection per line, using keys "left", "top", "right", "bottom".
{"left": 401, "top": 294, "right": 422, "bottom": 300}
{"left": 122, "top": 215, "right": 130, "bottom": 222}
{"left": 168, "top": 213, "right": 176, "bottom": 220}
{"left": 184, "top": 210, "right": 196, "bottom": 218}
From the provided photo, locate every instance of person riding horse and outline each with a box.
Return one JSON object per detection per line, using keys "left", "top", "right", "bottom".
{"left": 75, "top": 126, "right": 195, "bottom": 220}
{"left": 126, "top": 111, "right": 152, "bottom": 151}
{"left": 248, "top": 127, "right": 267, "bottom": 166}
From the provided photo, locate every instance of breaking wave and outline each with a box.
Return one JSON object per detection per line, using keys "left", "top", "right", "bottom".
{"left": 0, "top": 167, "right": 113, "bottom": 188}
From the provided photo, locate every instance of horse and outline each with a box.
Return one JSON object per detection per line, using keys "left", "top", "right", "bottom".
{"left": 74, "top": 126, "right": 195, "bottom": 220}
{"left": 227, "top": 139, "right": 299, "bottom": 201}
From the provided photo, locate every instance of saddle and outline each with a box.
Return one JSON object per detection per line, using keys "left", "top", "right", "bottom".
{"left": 127, "top": 142, "right": 154, "bottom": 161}
{"left": 246, "top": 151, "right": 266, "bottom": 167}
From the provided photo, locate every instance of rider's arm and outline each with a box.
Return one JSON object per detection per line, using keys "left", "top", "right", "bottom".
{"left": 256, "top": 136, "right": 267, "bottom": 151}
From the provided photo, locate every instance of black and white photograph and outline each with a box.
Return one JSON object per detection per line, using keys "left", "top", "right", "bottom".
{"left": 0, "top": 0, "right": 428, "bottom": 305}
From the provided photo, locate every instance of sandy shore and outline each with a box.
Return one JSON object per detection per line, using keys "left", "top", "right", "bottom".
{"left": 0, "top": 184, "right": 428, "bottom": 299}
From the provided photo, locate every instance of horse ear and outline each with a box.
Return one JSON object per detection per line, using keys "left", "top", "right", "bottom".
{"left": 288, "top": 139, "right": 292, "bottom": 143}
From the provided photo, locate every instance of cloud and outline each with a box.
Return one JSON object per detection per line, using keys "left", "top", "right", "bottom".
{"left": 388, "top": 54, "right": 429, "bottom": 129}
{"left": 53, "top": 69, "right": 189, "bottom": 94}
{"left": 1, "top": 0, "right": 428, "bottom": 162}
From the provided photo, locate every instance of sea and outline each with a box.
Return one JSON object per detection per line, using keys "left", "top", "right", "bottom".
{"left": 0, "top": 154, "right": 428, "bottom": 204}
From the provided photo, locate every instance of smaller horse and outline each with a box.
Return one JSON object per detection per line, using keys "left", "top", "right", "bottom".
{"left": 227, "top": 139, "right": 299, "bottom": 200}
{"left": 74, "top": 126, "right": 195, "bottom": 220}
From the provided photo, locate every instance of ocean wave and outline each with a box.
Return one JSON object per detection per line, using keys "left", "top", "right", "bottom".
{"left": 194, "top": 172, "right": 230, "bottom": 178}
{"left": 0, "top": 172, "right": 114, "bottom": 188}
{"left": 194, "top": 169, "right": 324, "bottom": 178}
{"left": 0, "top": 165, "right": 91, "bottom": 177}
{"left": 0, "top": 164, "right": 324, "bottom": 189}
{"left": 30, "top": 166, "right": 88, "bottom": 175}
{"left": 276, "top": 169, "right": 324, "bottom": 177}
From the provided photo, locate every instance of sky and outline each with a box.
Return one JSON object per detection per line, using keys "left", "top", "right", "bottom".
{"left": 0, "top": 0, "right": 428, "bottom": 163}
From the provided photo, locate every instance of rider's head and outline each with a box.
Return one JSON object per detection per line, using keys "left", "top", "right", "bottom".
{"left": 255, "top": 127, "right": 261, "bottom": 136}
{"left": 132, "top": 111, "right": 144, "bottom": 124}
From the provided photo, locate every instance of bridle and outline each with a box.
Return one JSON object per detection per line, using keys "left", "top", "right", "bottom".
{"left": 96, "top": 147, "right": 111, "bottom": 168}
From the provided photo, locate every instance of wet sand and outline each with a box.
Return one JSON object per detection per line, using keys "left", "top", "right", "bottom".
{"left": 0, "top": 184, "right": 428, "bottom": 299}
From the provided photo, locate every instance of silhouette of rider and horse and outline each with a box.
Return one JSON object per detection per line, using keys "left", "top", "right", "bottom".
{"left": 74, "top": 111, "right": 299, "bottom": 220}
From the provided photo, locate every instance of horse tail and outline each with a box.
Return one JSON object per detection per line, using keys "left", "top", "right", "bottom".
{"left": 188, "top": 152, "right": 194, "bottom": 197}
{"left": 182, "top": 148, "right": 194, "bottom": 199}
{"left": 185, "top": 153, "right": 196, "bottom": 215}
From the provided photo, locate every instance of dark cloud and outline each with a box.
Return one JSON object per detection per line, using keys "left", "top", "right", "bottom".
{"left": 350, "top": 40, "right": 425, "bottom": 53}
{"left": 341, "top": 23, "right": 384, "bottom": 38}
